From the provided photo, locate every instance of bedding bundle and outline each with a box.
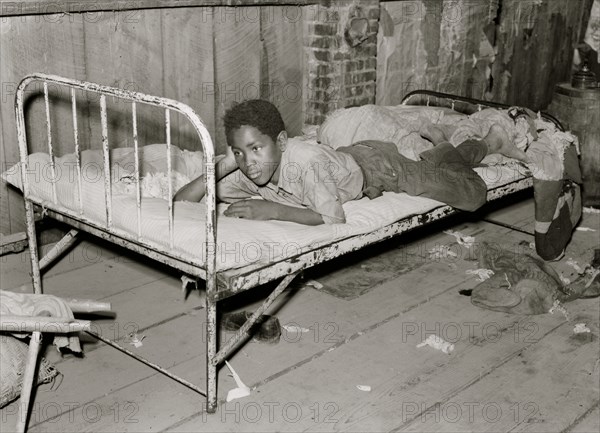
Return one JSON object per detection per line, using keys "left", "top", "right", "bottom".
{"left": 318, "top": 104, "right": 583, "bottom": 261}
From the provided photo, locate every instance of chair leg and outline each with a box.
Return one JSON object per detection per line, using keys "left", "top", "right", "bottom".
{"left": 206, "top": 300, "right": 218, "bottom": 413}
{"left": 16, "top": 331, "right": 43, "bottom": 433}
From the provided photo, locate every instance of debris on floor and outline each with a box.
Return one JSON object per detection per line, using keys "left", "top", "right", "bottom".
{"left": 180, "top": 275, "right": 201, "bottom": 302}
{"left": 356, "top": 385, "right": 372, "bottom": 392}
{"left": 549, "top": 300, "right": 571, "bottom": 321}
{"left": 573, "top": 323, "right": 591, "bottom": 334}
{"left": 416, "top": 335, "right": 455, "bottom": 354}
{"left": 443, "top": 230, "right": 475, "bottom": 248}
{"left": 428, "top": 245, "right": 458, "bottom": 260}
{"left": 559, "top": 274, "right": 572, "bottom": 286}
{"left": 466, "top": 268, "right": 495, "bottom": 282}
{"left": 225, "top": 361, "right": 251, "bottom": 402}
{"left": 304, "top": 280, "right": 324, "bottom": 290}
{"left": 126, "top": 333, "right": 146, "bottom": 348}
{"left": 567, "top": 258, "right": 585, "bottom": 274}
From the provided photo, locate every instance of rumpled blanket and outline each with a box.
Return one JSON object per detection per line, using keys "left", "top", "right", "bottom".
{"left": 470, "top": 242, "right": 598, "bottom": 315}
{"left": 470, "top": 243, "right": 567, "bottom": 314}
{"left": 0, "top": 290, "right": 81, "bottom": 352}
{"left": 318, "top": 104, "right": 440, "bottom": 160}
{"left": 317, "top": 104, "right": 529, "bottom": 162}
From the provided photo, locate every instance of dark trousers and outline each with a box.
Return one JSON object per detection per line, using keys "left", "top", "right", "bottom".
{"left": 338, "top": 140, "right": 488, "bottom": 211}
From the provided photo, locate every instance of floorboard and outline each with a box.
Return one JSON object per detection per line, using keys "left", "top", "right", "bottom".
{"left": 1, "top": 198, "right": 598, "bottom": 433}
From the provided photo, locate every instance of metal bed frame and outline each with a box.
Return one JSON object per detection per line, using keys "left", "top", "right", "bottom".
{"left": 13, "top": 73, "right": 562, "bottom": 413}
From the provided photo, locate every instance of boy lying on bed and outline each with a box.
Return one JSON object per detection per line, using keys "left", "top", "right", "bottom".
{"left": 174, "top": 99, "right": 527, "bottom": 225}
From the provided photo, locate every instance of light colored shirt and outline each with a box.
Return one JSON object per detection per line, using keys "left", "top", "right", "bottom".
{"left": 216, "top": 137, "right": 364, "bottom": 224}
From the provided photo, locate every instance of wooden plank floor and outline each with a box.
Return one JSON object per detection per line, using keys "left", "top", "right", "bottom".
{"left": 1, "top": 196, "right": 599, "bottom": 432}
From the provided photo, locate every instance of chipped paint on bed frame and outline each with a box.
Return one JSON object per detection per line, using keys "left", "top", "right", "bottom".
{"left": 14, "top": 73, "right": 562, "bottom": 413}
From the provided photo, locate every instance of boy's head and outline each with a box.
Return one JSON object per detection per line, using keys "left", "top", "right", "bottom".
{"left": 224, "top": 100, "right": 287, "bottom": 186}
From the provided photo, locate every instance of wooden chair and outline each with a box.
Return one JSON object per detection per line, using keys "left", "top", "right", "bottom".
{"left": 0, "top": 298, "right": 111, "bottom": 433}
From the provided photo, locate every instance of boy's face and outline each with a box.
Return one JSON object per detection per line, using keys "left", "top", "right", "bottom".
{"left": 230, "top": 125, "right": 286, "bottom": 186}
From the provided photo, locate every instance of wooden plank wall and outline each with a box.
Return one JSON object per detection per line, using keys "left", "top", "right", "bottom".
{"left": 0, "top": 5, "right": 304, "bottom": 235}
{"left": 377, "top": 0, "right": 593, "bottom": 108}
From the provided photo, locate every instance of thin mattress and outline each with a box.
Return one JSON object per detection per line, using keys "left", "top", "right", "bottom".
{"left": 2, "top": 141, "right": 527, "bottom": 272}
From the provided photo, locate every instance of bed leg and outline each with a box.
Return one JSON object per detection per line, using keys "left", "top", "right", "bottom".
{"left": 24, "top": 200, "right": 42, "bottom": 294}
{"left": 206, "top": 298, "right": 218, "bottom": 413}
{"left": 15, "top": 331, "right": 42, "bottom": 433}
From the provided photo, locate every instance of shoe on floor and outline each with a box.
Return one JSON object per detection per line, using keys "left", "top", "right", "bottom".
{"left": 221, "top": 311, "right": 281, "bottom": 343}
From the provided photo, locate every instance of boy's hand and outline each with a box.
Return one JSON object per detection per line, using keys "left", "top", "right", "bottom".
{"left": 224, "top": 200, "right": 280, "bottom": 220}
{"left": 215, "top": 146, "right": 239, "bottom": 178}
{"left": 222, "top": 146, "right": 238, "bottom": 167}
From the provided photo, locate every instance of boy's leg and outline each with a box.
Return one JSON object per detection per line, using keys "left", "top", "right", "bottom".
{"left": 420, "top": 122, "right": 528, "bottom": 165}
{"left": 340, "top": 140, "right": 487, "bottom": 211}
{"left": 395, "top": 151, "right": 488, "bottom": 211}
{"left": 419, "top": 121, "right": 486, "bottom": 166}
{"left": 479, "top": 124, "right": 528, "bottom": 162}
{"left": 401, "top": 143, "right": 488, "bottom": 211}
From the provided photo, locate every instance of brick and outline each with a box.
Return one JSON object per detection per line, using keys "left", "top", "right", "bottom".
{"left": 308, "top": 59, "right": 342, "bottom": 78}
{"left": 307, "top": 101, "right": 323, "bottom": 111}
{"left": 344, "top": 71, "right": 377, "bottom": 86}
{"left": 362, "top": 70, "right": 377, "bottom": 82}
{"left": 312, "top": 64, "right": 332, "bottom": 76}
{"left": 344, "top": 61, "right": 358, "bottom": 73}
{"left": 313, "top": 89, "right": 340, "bottom": 102}
{"left": 364, "top": 58, "right": 378, "bottom": 70}
{"left": 308, "top": 36, "right": 339, "bottom": 49}
{"left": 346, "top": 60, "right": 368, "bottom": 72}
{"left": 307, "top": 100, "right": 339, "bottom": 113}
{"left": 313, "top": 50, "right": 333, "bottom": 62}
{"left": 344, "top": 85, "right": 364, "bottom": 98}
{"left": 305, "top": 112, "right": 325, "bottom": 125}
{"left": 312, "top": 23, "right": 338, "bottom": 36}
{"left": 312, "top": 76, "right": 333, "bottom": 88}
{"left": 333, "top": 51, "right": 350, "bottom": 61}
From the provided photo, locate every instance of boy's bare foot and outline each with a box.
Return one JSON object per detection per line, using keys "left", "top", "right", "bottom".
{"left": 484, "top": 124, "right": 528, "bottom": 162}
{"left": 419, "top": 119, "right": 448, "bottom": 145}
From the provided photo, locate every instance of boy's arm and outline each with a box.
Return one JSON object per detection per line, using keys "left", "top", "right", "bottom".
{"left": 174, "top": 153, "right": 238, "bottom": 202}
{"left": 224, "top": 200, "right": 325, "bottom": 225}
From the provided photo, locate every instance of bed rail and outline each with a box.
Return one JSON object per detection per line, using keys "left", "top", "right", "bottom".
{"left": 401, "top": 90, "right": 564, "bottom": 131}
{"left": 15, "top": 73, "right": 218, "bottom": 295}
{"left": 15, "top": 72, "right": 224, "bottom": 412}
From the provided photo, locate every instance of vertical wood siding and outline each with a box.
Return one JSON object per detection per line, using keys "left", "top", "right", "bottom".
{"left": 0, "top": 6, "right": 305, "bottom": 235}
{"left": 377, "top": 0, "right": 592, "bottom": 108}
